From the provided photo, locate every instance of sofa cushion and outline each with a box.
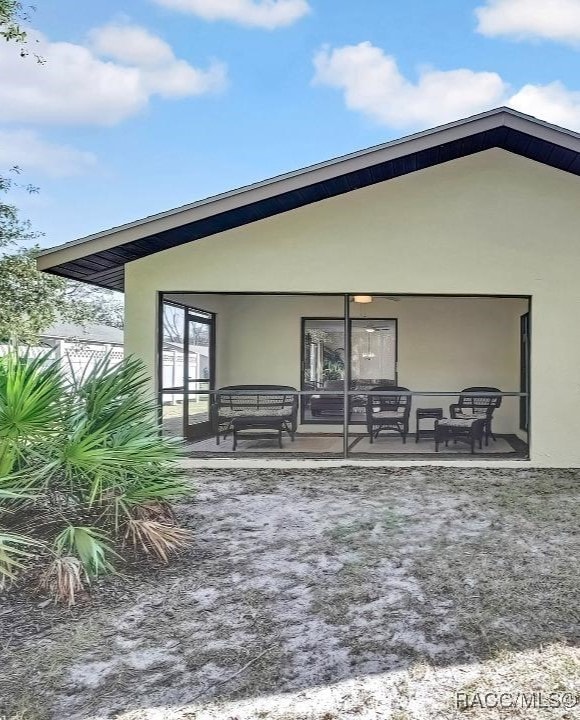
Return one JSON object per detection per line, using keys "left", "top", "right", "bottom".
{"left": 219, "top": 406, "right": 292, "bottom": 419}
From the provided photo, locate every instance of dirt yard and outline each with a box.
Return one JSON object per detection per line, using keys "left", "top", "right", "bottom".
{"left": 1, "top": 467, "right": 579, "bottom": 720}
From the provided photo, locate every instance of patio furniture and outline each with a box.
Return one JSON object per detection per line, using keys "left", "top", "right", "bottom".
{"left": 231, "top": 417, "right": 286, "bottom": 450}
{"left": 415, "top": 407, "right": 443, "bottom": 442}
{"left": 310, "top": 380, "right": 345, "bottom": 418}
{"left": 434, "top": 416, "right": 486, "bottom": 454}
{"left": 309, "top": 379, "right": 392, "bottom": 420}
{"left": 366, "top": 385, "right": 411, "bottom": 443}
{"left": 450, "top": 387, "right": 502, "bottom": 445}
{"left": 211, "top": 385, "right": 298, "bottom": 448}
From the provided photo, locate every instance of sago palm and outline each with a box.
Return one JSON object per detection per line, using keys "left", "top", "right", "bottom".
{"left": 0, "top": 348, "right": 191, "bottom": 604}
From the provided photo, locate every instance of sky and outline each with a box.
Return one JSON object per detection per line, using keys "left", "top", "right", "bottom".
{"left": 3, "top": 0, "right": 580, "bottom": 250}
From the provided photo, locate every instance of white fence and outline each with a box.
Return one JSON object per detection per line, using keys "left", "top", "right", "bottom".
{"left": 0, "top": 341, "right": 125, "bottom": 380}
{"left": 1, "top": 342, "right": 195, "bottom": 401}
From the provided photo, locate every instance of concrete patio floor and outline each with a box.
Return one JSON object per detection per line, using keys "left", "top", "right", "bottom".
{"left": 185, "top": 432, "right": 525, "bottom": 458}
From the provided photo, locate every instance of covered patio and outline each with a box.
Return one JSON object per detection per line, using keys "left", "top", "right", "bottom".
{"left": 159, "top": 292, "right": 530, "bottom": 460}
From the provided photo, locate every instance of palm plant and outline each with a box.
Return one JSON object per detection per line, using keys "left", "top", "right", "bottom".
{"left": 0, "top": 349, "right": 190, "bottom": 604}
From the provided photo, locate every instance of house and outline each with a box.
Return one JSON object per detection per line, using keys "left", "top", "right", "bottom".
{"left": 40, "top": 321, "right": 124, "bottom": 350}
{"left": 0, "top": 322, "right": 125, "bottom": 377}
{"left": 37, "top": 107, "right": 580, "bottom": 465}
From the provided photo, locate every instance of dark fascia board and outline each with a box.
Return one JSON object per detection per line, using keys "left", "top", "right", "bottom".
{"left": 37, "top": 107, "right": 580, "bottom": 291}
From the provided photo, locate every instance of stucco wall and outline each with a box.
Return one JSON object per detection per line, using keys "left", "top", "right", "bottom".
{"left": 125, "top": 148, "right": 580, "bottom": 465}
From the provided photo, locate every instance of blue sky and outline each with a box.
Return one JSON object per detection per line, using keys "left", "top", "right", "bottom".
{"left": 3, "top": 0, "right": 580, "bottom": 249}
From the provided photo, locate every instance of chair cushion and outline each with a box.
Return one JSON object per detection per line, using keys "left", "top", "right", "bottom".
{"left": 371, "top": 410, "right": 406, "bottom": 420}
{"left": 455, "top": 410, "right": 488, "bottom": 418}
{"left": 438, "top": 417, "right": 482, "bottom": 428}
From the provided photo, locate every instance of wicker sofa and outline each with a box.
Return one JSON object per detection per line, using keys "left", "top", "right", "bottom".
{"left": 210, "top": 385, "right": 298, "bottom": 447}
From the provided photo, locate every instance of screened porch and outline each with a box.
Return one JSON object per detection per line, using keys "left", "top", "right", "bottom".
{"left": 158, "top": 293, "right": 530, "bottom": 460}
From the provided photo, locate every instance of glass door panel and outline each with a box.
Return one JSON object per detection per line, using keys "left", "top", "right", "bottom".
{"left": 160, "top": 302, "right": 186, "bottom": 438}
{"left": 520, "top": 312, "right": 530, "bottom": 432}
{"left": 301, "top": 317, "right": 398, "bottom": 425}
{"left": 350, "top": 319, "right": 397, "bottom": 422}
{"left": 302, "top": 319, "right": 345, "bottom": 423}
{"left": 185, "top": 312, "right": 214, "bottom": 440}
{"left": 350, "top": 319, "right": 397, "bottom": 386}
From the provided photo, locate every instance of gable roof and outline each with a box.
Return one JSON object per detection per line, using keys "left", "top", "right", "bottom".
{"left": 40, "top": 321, "right": 123, "bottom": 345}
{"left": 37, "top": 107, "right": 580, "bottom": 292}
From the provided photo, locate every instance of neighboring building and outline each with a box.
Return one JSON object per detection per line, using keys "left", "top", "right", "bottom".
{"left": 40, "top": 321, "right": 124, "bottom": 349}
{"left": 37, "top": 108, "right": 580, "bottom": 466}
{"left": 0, "top": 322, "right": 125, "bottom": 379}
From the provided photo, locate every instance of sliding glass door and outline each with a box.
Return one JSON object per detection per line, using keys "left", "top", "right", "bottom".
{"left": 301, "top": 318, "right": 397, "bottom": 424}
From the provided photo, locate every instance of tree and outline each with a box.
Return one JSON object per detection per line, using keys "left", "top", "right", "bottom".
{"left": 0, "top": 14, "right": 124, "bottom": 341}
{"left": 0, "top": 1, "right": 27, "bottom": 45}
{"left": 0, "top": 1, "right": 42, "bottom": 60}
{"left": 0, "top": 246, "right": 124, "bottom": 342}
{"left": 0, "top": 171, "right": 39, "bottom": 251}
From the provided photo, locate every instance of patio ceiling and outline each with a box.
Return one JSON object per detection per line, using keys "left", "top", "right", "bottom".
{"left": 37, "top": 107, "right": 580, "bottom": 292}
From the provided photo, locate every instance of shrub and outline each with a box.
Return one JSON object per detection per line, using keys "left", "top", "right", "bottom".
{"left": 0, "top": 350, "right": 190, "bottom": 604}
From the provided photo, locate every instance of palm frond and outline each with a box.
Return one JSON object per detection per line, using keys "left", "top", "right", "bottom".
{"left": 0, "top": 348, "right": 65, "bottom": 475}
{"left": 53, "top": 525, "right": 118, "bottom": 578}
{"left": 0, "top": 530, "right": 41, "bottom": 584}
{"left": 124, "top": 519, "right": 190, "bottom": 563}
{"left": 40, "top": 556, "right": 84, "bottom": 606}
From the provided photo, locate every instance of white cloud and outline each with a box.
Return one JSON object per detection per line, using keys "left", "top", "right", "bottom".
{"left": 0, "top": 23, "right": 227, "bottom": 126}
{"left": 0, "top": 130, "right": 97, "bottom": 177}
{"left": 313, "top": 43, "right": 507, "bottom": 128}
{"left": 509, "top": 82, "right": 580, "bottom": 128}
{"left": 89, "top": 24, "right": 176, "bottom": 67}
{"left": 312, "top": 41, "right": 580, "bottom": 131}
{"left": 153, "top": 0, "right": 310, "bottom": 29}
{"left": 475, "top": 0, "right": 580, "bottom": 45}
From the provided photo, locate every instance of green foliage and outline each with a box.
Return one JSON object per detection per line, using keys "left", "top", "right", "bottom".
{"left": 0, "top": 350, "right": 190, "bottom": 602}
{"left": 0, "top": 248, "right": 66, "bottom": 342}
{"left": 0, "top": 172, "right": 40, "bottom": 251}
{"left": 0, "top": 1, "right": 27, "bottom": 45}
{"left": 0, "top": 246, "right": 124, "bottom": 342}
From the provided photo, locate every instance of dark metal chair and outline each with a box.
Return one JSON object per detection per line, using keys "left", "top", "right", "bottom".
{"left": 449, "top": 387, "right": 502, "bottom": 445}
{"left": 366, "top": 385, "right": 411, "bottom": 443}
{"left": 210, "top": 385, "right": 298, "bottom": 448}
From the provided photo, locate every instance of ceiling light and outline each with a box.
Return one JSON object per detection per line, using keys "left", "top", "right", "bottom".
{"left": 353, "top": 295, "right": 372, "bottom": 304}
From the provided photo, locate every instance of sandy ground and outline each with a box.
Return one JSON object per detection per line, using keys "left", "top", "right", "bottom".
{"left": 1, "top": 467, "right": 579, "bottom": 720}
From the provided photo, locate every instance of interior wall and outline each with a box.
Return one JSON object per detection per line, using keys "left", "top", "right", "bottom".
{"left": 163, "top": 294, "right": 527, "bottom": 435}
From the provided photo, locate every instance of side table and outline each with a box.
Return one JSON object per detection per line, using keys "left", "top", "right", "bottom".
{"left": 416, "top": 407, "right": 443, "bottom": 442}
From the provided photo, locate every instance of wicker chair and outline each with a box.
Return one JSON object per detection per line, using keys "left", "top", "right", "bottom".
{"left": 210, "top": 385, "right": 298, "bottom": 447}
{"left": 366, "top": 385, "right": 412, "bottom": 443}
{"left": 449, "top": 387, "right": 502, "bottom": 445}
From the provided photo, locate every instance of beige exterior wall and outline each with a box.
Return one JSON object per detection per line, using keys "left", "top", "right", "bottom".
{"left": 125, "top": 148, "right": 580, "bottom": 466}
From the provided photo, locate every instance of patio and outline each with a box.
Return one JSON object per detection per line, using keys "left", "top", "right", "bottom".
{"left": 160, "top": 293, "right": 530, "bottom": 460}
{"left": 3, "top": 467, "right": 578, "bottom": 719}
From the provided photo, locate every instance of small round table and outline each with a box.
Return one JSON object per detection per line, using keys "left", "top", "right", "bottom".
{"left": 416, "top": 407, "right": 443, "bottom": 442}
